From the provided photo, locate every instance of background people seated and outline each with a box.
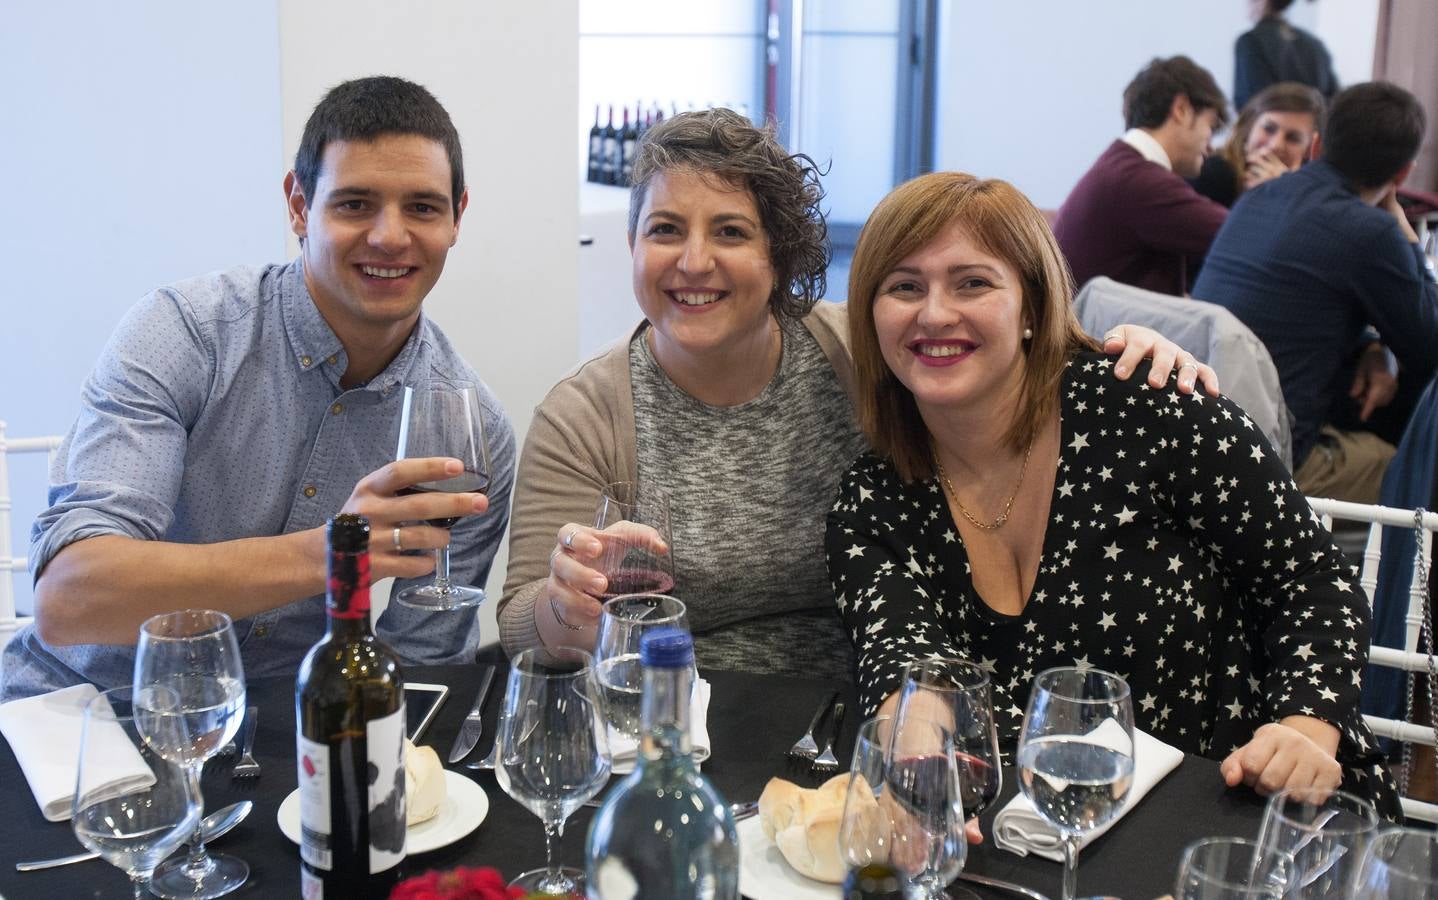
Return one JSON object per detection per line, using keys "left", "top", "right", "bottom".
{"left": 1190, "top": 82, "right": 1324, "bottom": 208}
{"left": 1235, "top": 0, "right": 1340, "bottom": 110}
{"left": 829, "top": 170, "right": 1399, "bottom": 816}
{"left": 1, "top": 77, "right": 516, "bottom": 701}
{"left": 1195, "top": 81, "right": 1438, "bottom": 503}
{"left": 1053, "top": 56, "right": 1230, "bottom": 296}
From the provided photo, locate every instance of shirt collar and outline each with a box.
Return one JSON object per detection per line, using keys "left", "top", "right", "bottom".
{"left": 279, "top": 257, "right": 426, "bottom": 394}
{"left": 1121, "top": 129, "right": 1172, "bottom": 171}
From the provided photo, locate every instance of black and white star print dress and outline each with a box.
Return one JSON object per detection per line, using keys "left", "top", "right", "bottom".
{"left": 826, "top": 353, "right": 1399, "bottom": 817}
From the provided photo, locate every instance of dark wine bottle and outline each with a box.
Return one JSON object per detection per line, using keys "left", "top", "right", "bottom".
{"left": 296, "top": 514, "right": 406, "bottom": 899}
{"left": 620, "top": 104, "right": 638, "bottom": 187}
{"left": 587, "top": 103, "right": 603, "bottom": 183}
{"left": 601, "top": 104, "right": 619, "bottom": 185}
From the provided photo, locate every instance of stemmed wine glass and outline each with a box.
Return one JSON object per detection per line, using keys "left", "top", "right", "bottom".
{"left": 1254, "top": 786, "right": 1379, "bottom": 898}
{"left": 593, "top": 482, "right": 674, "bottom": 598}
{"left": 135, "top": 609, "right": 248, "bottom": 899}
{"left": 394, "top": 380, "right": 492, "bottom": 610}
{"left": 875, "top": 714, "right": 969, "bottom": 897}
{"left": 594, "top": 594, "right": 688, "bottom": 743}
{"left": 1354, "top": 828, "right": 1438, "bottom": 899}
{"left": 840, "top": 715, "right": 898, "bottom": 873}
{"left": 73, "top": 687, "right": 200, "bottom": 900}
{"left": 1174, "top": 836, "right": 1295, "bottom": 899}
{"left": 895, "top": 657, "right": 1002, "bottom": 821}
{"left": 1016, "top": 666, "right": 1135, "bottom": 900}
{"left": 498, "top": 647, "right": 612, "bottom": 895}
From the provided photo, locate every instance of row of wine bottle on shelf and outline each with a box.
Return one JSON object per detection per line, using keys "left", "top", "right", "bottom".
{"left": 587, "top": 101, "right": 752, "bottom": 187}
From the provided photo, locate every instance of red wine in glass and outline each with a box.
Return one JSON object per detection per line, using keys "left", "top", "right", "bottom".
{"left": 954, "top": 751, "right": 1000, "bottom": 818}
{"left": 399, "top": 471, "right": 489, "bottom": 529}
{"left": 600, "top": 568, "right": 676, "bottom": 600}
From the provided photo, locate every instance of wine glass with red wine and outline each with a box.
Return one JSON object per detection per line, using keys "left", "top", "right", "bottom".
{"left": 592, "top": 482, "right": 674, "bottom": 598}
{"left": 393, "top": 381, "right": 491, "bottom": 610}
{"left": 895, "top": 657, "right": 1002, "bottom": 822}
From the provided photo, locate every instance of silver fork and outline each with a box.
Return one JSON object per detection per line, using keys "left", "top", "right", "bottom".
{"left": 788, "top": 690, "right": 838, "bottom": 761}
{"left": 232, "top": 706, "right": 260, "bottom": 780}
{"left": 811, "top": 701, "right": 846, "bottom": 776}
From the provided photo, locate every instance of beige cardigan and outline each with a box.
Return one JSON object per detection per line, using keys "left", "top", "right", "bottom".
{"left": 497, "top": 302, "right": 855, "bottom": 654}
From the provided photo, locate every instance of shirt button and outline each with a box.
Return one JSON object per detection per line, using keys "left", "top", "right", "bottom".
{"left": 326, "top": 355, "right": 338, "bottom": 366}
{"left": 303, "top": 485, "right": 317, "bottom": 498}
{"left": 331, "top": 402, "right": 344, "bottom": 415}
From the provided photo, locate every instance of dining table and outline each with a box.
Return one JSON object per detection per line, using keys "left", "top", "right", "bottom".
{"left": 0, "top": 661, "right": 1270, "bottom": 899}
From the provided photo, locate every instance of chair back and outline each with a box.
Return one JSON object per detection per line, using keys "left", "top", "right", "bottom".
{"left": 1073, "top": 276, "right": 1294, "bottom": 468}
{"left": 0, "top": 421, "right": 62, "bottom": 653}
{"left": 1308, "top": 496, "right": 1438, "bottom": 823}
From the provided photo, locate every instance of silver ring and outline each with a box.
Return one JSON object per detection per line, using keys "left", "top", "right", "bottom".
{"left": 1178, "top": 361, "right": 1200, "bottom": 373}
{"left": 562, "top": 528, "right": 576, "bottom": 550}
{"left": 392, "top": 526, "right": 404, "bottom": 552}
{"left": 548, "top": 594, "right": 584, "bottom": 631}
{"left": 1103, "top": 331, "right": 1123, "bottom": 343}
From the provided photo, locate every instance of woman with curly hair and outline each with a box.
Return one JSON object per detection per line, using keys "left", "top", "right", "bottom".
{"left": 1192, "top": 82, "right": 1324, "bottom": 208}
{"left": 496, "top": 109, "right": 1215, "bottom": 678}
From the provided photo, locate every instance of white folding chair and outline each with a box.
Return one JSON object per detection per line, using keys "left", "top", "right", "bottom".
{"left": 0, "top": 420, "right": 63, "bottom": 653}
{"left": 1308, "top": 496, "right": 1438, "bottom": 823}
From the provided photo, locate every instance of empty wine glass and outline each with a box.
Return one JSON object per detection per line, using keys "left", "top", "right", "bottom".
{"left": 1354, "top": 828, "right": 1438, "bottom": 899}
{"left": 499, "top": 647, "right": 612, "bottom": 895}
{"left": 1255, "top": 787, "right": 1379, "bottom": 898}
{"left": 1175, "top": 836, "right": 1295, "bottom": 899}
{"left": 593, "top": 482, "right": 674, "bottom": 598}
{"left": 1017, "top": 666, "right": 1135, "bottom": 900}
{"left": 594, "top": 594, "right": 688, "bottom": 743}
{"left": 839, "top": 715, "right": 897, "bottom": 873}
{"left": 135, "top": 609, "right": 248, "bottom": 899}
{"left": 877, "top": 715, "right": 968, "bottom": 898}
{"left": 74, "top": 687, "right": 200, "bottom": 900}
{"left": 896, "top": 657, "right": 1002, "bottom": 820}
{"left": 394, "top": 380, "right": 492, "bottom": 610}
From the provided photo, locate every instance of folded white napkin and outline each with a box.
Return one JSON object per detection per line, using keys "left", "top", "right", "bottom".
{"left": 0, "top": 683, "right": 155, "bottom": 822}
{"left": 607, "top": 677, "right": 711, "bottom": 774}
{"left": 993, "top": 724, "right": 1183, "bottom": 862}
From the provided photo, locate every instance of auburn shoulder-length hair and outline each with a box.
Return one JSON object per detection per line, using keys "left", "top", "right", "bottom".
{"left": 847, "top": 172, "right": 1098, "bottom": 483}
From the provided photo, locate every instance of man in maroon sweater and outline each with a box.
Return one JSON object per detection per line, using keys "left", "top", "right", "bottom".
{"left": 1054, "top": 56, "right": 1230, "bottom": 296}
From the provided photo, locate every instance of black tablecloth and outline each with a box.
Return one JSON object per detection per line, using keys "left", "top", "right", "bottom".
{"left": 0, "top": 664, "right": 1267, "bottom": 899}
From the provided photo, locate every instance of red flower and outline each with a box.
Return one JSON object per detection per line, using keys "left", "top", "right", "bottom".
{"left": 390, "top": 865, "right": 526, "bottom": 900}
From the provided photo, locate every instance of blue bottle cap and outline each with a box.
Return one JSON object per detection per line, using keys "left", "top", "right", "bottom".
{"left": 640, "top": 627, "right": 694, "bottom": 668}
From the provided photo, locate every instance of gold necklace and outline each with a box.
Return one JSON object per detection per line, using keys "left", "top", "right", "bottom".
{"left": 935, "top": 437, "right": 1036, "bottom": 531}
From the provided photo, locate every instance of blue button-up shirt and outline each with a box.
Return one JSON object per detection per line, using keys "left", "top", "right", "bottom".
{"left": 1, "top": 259, "right": 515, "bottom": 700}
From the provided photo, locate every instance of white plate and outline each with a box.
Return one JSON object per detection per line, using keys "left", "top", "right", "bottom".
{"left": 278, "top": 770, "right": 488, "bottom": 855}
{"left": 736, "top": 815, "right": 837, "bottom": 900}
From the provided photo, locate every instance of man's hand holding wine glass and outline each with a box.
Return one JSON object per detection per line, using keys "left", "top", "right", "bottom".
{"left": 338, "top": 457, "right": 489, "bottom": 581}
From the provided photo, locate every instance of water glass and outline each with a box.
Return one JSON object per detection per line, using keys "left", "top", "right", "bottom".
{"left": 594, "top": 593, "right": 688, "bottom": 742}
{"left": 895, "top": 657, "right": 1002, "bottom": 819}
{"left": 1255, "top": 787, "right": 1378, "bottom": 898}
{"left": 839, "top": 715, "right": 896, "bottom": 872}
{"left": 73, "top": 687, "right": 199, "bottom": 900}
{"left": 135, "top": 609, "right": 248, "bottom": 899}
{"left": 394, "top": 381, "right": 492, "bottom": 610}
{"left": 1175, "top": 836, "right": 1295, "bottom": 899}
{"left": 499, "top": 647, "right": 612, "bottom": 895}
{"left": 1354, "top": 828, "right": 1438, "bottom": 899}
{"left": 1016, "top": 666, "right": 1135, "bottom": 900}
{"left": 879, "top": 715, "right": 968, "bottom": 898}
{"left": 593, "top": 481, "right": 674, "bottom": 597}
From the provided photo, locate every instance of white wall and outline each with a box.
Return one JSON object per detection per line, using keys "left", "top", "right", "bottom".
{"left": 1, "top": 2, "right": 581, "bottom": 636}
{"left": 934, "top": 1, "right": 1349, "bottom": 210}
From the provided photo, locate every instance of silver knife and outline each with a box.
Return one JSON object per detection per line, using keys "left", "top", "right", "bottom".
{"left": 447, "top": 665, "right": 496, "bottom": 763}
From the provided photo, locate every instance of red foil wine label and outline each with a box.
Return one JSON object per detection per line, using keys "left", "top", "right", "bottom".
{"left": 327, "top": 551, "right": 371, "bottom": 620}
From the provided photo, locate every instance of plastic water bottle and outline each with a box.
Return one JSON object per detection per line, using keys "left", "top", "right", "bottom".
{"left": 585, "top": 628, "right": 738, "bottom": 899}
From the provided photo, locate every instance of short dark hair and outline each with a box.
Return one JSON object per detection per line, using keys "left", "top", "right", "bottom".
{"left": 294, "top": 76, "right": 464, "bottom": 218}
{"left": 1322, "top": 81, "right": 1426, "bottom": 190}
{"left": 627, "top": 108, "right": 830, "bottom": 320}
{"left": 1123, "top": 56, "right": 1229, "bottom": 131}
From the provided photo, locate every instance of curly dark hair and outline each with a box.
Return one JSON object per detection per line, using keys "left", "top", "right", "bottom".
{"left": 626, "top": 108, "right": 830, "bottom": 320}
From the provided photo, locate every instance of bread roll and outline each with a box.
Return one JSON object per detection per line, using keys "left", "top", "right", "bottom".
{"left": 758, "top": 773, "right": 876, "bottom": 884}
{"left": 404, "top": 739, "right": 446, "bottom": 826}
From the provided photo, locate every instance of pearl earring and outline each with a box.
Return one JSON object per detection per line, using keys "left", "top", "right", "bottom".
{"left": 1023, "top": 327, "right": 1033, "bottom": 340}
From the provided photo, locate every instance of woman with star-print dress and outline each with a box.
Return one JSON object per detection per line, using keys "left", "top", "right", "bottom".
{"left": 827, "top": 171, "right": 1399, "bottom": 818}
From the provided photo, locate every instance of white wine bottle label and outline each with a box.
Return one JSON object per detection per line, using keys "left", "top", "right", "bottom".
{"left": 297, "top": 734, "right": 332, "bottom": 871}
{"left": 367, "top": 704, "right": 407, "bottom": 871}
